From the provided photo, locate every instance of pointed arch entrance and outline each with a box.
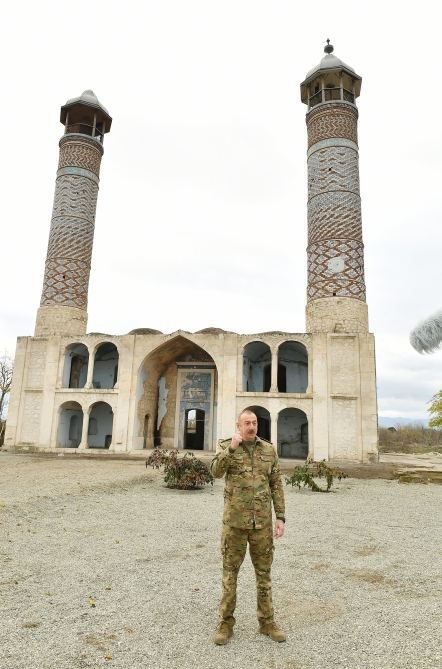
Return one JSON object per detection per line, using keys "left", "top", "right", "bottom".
{"left": 136, "top": 336, "right": 217, "bottom": 451}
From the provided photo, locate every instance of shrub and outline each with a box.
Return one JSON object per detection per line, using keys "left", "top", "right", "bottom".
{"left": 146, "top": 449, "right": 214, "bottom": 490}
{"left": 378, "top": 424, "right": 442, "bottom": 454}
{"left": 428, "top": 390, "right": 442, "bottom": 430}
{"left": 285, "top": 458, "right": 348, "bottom": 493}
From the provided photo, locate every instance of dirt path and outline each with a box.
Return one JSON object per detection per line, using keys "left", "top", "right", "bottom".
{"left": 1, "top": 453, "right": 441, "bottom": 669}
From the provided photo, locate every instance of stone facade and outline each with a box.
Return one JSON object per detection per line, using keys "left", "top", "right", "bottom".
{"left": 5, "top": 49, "right": 379, "bottom": 463}
{"left": 4, "top": 328, "right": 378, "bottom": 462}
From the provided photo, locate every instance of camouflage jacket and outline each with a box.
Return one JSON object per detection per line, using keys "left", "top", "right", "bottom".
{"left": 210, "top": 437, "right": 285, "bottom": 529}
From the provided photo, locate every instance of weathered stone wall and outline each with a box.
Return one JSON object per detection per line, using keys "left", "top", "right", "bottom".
{"left": 20, "top": 392, "right": 43, "bottom": 443}
{"left": 159, "top": 363, "right": 178, "bottom": 448}
{"left": 306, "top": 297, "right": 369, "bottom": 334}
{"left": 34, "top": 306, "right": 88, "bottom": 338}
{"left": 330, "top": 397, "right": 358, "bottom": 459}
{"left": 6, "top": 329, "right": 377, "bottom": 462}
{"left": 26, "top": 340, "right": 47, "bottom": 388}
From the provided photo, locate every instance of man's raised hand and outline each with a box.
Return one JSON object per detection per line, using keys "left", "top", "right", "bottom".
{"left": 230, "top": 430, "right": 242, "bottom": 450}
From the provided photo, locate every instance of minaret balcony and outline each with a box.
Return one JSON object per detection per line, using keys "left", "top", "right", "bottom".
{"left": 64, "top": 122, "right": 104, "bottom": 144}
{"left": 309, "top": 87, "right": 355, "bottom": 109}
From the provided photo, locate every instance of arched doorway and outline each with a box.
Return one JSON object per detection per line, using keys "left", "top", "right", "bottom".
{"left": 92, "top": 343, "right": 119, "bottom": 389}
{"left": 57, "top": 402, "right": 83, "bottom": 448}
{"left": 243, "top": 342, "right": 271, "bottom": 392}
{"left": 277, "top": 408, "right": 308, "bottom": 458}
{"left": 63, "top": 344, "right": 89, "bottom": 388}
{"left": 136, "top": 336, "right": 217, "bottom": 450}
{"left": 277, "top": 341, "right": 308, "bottom": 393}
{"left": 245, "top": 405, "right": 271, "bottom": 442}
{"left": 88, "top": 402, "right": 114, "bottom": 449}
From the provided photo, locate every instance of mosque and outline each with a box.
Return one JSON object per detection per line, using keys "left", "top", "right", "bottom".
{"left": 4, "top": 42, "right": 378, "bottom": 462}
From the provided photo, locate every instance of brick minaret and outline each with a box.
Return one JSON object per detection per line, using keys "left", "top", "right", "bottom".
{"left": 35, "top": 90, "right": 112, "bottom": 337}
{"left": 301, "top": 41, "right": 368, "bottom": 333}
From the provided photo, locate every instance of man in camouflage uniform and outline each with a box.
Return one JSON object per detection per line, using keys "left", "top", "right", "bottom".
{"left": 211, "top": 409, "right": 286, "bottom": 645}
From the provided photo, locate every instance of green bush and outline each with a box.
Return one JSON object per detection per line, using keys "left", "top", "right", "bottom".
{"left": 285, "top": 458, "right": 348, "bottom": 493}
{"left": 146, "top": 449, "right": 214, "bottom": 490}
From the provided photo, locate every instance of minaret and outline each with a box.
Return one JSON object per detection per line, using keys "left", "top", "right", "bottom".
{"left": 301, "top": 41, "right": 368, "bottom": 333}
{"left": 35, "top": 90, "right": 112, "bottom": 337}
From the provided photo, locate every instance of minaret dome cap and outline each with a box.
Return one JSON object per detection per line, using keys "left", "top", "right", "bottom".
{"left": 300, "top": 41, "right": 362, "bottom": 104}
{"left": 304, "top": 41, "right": 359, "bottom": 81}
{"left": 60, "top": 89, "right": 112, "bottom": 131}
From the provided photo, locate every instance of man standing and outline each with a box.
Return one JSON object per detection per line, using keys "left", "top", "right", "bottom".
{"left": 210, "top": 409, "right": 286, "bottom": 645}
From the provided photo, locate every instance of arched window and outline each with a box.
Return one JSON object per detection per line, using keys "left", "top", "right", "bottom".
{"left": 57, "top": 402, "right": 83, "bottom": 448}
{"left": 92, "top": 343, "right": 119, "bottom": 389}
{"left": 245, "top": 405, "right": 271, "bottom": 442}
{"left": 277, "top": 342, "right": 308, "bottom": 393}
{"left": 88, "top": 402, "right": 114, "bottom": 449}
{"left": 277, "top": 408, "right": 308, "bottom": 459}
{"left": 63, "top": 344, "right": 89, "bottom": 388}
{"left": 243, "top": 342, "right": 271, "bottom": 392}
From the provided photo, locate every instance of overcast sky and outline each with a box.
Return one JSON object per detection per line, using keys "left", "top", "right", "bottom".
{"left": 1, "top": 1, "right": 441, "bottom": 419}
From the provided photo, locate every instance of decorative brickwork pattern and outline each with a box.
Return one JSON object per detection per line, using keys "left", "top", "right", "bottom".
{"left": 308, "top": 192, "right": 362, "bottom": 244}
{"left": 46, "top": 218, "right": 94, "bottom": 261}
{"left": 307, "top": 239, "right": 366, "bottom": 300}
{"left": 58, "top": 139, "right": 102, "bottom": 176}
{"left": 52, "top": 175, "right": 98, "bottom": 221}
{"left": 308, "top": 146, "right": 359, "bottom": 198}
{"left": 41, "top": 258, "right": 90, "bottom": 307}
{"left": 305, "top": 101, "right": 365, "bottom": 303}
{"left": 307, "top": 104, "right": 358, "bottom": 149}
{"left": 40, "top": 136, "right": 103, "bottom": 311}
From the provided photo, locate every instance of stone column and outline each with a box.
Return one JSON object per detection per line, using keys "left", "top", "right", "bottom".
{"left": 270, "top": 410, "right": 278, "bottom": 450}
{"left": 79, "top": 409, "right": 89, "bottom": 449}
{"left": 85, "top": 348, "right": 95, "bottom": 388}
{"left": 270, "top": 350, "right": 278, "bottom": 392}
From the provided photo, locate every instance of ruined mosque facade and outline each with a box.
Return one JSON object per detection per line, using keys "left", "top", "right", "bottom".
{"left": 5, "top": 44, "right": 378, "bottom": 462}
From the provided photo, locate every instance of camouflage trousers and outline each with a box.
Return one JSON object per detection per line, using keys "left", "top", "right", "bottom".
{"left": 219, "top": 523, "right": 274, "bottom": 627}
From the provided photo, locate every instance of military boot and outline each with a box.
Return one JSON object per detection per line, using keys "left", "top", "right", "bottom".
{"left": 213, "top": 621, "right": 233, "bottom": 645}
{"left": 259, "top": 621, "right": 286, "bottom": 642}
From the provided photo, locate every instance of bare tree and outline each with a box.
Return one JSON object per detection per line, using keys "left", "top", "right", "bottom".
{"left": 0, "top": 354, "right": 13, "bottom": 446}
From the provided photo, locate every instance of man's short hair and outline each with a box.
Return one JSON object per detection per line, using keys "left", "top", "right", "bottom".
{"left": 237, "top": 409, "right": 257, "bottom": 421}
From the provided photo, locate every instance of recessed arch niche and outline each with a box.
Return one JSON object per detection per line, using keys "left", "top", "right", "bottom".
{"left": 57, "top": 401, "right": 83, "bottom": 448}
{"left": 277, "top": 408, "right": 308, "bottom": 459}
{"left": 136, "top": 336, "right": 217, "bottom": 451}
{"left": 277, "top": 341, "right": 308, "bottom": 393}
{"left": 243, "top": 341, "right": 271, "bottom": 392}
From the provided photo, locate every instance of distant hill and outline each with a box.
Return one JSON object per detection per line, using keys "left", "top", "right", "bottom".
{"left": 378, "top": 416, "right": 429, "bottom": 428}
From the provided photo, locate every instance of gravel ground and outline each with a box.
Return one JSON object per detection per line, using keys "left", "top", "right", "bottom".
{"left": 0, "top": 452, "right": 441, "bottom": 669}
